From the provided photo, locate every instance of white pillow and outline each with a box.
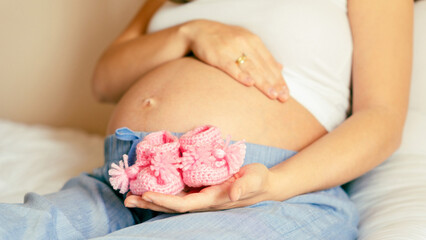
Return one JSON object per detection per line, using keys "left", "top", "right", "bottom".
{"left": 347, "top": 1, "right": 426, "bottom": 239}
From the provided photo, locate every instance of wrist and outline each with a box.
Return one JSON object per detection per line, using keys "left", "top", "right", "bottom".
{"left": 179, "top": 19, "right": 216, "bottom": 49}
{"left": 267, "top": 166, "right": 299, "bottom": 201}
{"left": 178, "top": 20, "right": 202, "bottom": 47}
{"left": 266, "top": 168, "right": 284, "bottom": 201}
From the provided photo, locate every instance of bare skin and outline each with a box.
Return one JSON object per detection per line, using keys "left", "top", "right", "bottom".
{"left": 107, "top": 57, "right": 326, "bottom": 151}
{"left": 93, "top": 0, "right": 413, "bottom": 213}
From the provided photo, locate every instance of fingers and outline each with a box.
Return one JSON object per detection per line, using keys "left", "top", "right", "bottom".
{"left": 229, "top": 183, "right": 242, "bottom": 202}
{"left": 229, "top": 163, "right": 269, "bottom": 202}
{"left": 125, "top": 189, "right": 214, "bottom": 213}
{"left": 223, "top": 51, "right": 289, "bottom": 103}
{"left": 124, "top": 164, "right": 272, "bottom": 213}
{"left": 259, "top": 80, "right": 290, "bottom": 103}
{"left": 229, "top": 172, "right": 254, "bottom": 202}
{"left": 135, "top": 183, "right": 239, "bottom": 213}
{"left": 124, "top": 193, "right": 178, "bottom": 213}
{"left": 140, "top": 189, "right": 218, "bottom": 213}
{"left": 188, "top": 20, "right": 289, "bottom": 102}
{"left": 224, "top": 58, "right": 255, "bottom": 87}
{"left": 253, "top": 41, "right": 289, "bottom": 102}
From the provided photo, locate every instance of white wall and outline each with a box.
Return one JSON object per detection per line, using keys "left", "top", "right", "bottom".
{"left": 0, "top": 0, "right": 145, "bottom": 134}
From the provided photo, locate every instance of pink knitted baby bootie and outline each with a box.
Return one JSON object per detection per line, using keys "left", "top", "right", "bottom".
{"left": 179, "top": 125, "right": 246, "bottom": 188}
{"left": 109, "top": 131, "right": 184, "bottom": 195}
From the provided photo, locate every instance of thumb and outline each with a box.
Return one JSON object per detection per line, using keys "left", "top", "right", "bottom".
{"left": 228, "top": 170, "right": 250, "bottom": 202}
{"left": 229, "top": 178, "right": 243, "bottom": 202}
{"left": 228, "top": 163, "right": 268, "bottom": 202}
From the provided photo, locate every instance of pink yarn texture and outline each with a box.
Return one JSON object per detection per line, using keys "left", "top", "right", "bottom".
{"left": 109, "top": 125, "right": 246, "bottom": 195}
{"left": 109, "top": 131, "right": 184, "bottom": 195}
{"left": 179, "top": 125, "right": 246, "bottom": 187}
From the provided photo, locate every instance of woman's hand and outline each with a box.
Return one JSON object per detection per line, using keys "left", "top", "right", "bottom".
{"left": 124, "top": 163, "right": 278, "bottom": 213}
{"left": 181, "top": 19, "right": 289, "bottom": 102}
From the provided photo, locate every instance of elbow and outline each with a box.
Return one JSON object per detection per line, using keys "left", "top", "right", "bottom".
{"left": 387, "top": 111, "right": 407, "bottom": 153}
{"left": 390, "top": 131, "right": 403, "bottom": 153}
{"left": 91, "top": 61, "right": 116, "bottom": 103}
{"left": 91, "top": 68, "right": 107, "bottom": 102}
{"left": 392, "top": 124, "right": 405, "bottom": 152}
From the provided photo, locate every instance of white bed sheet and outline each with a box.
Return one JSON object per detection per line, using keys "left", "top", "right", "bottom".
{"left": 346, "top": 111, "right": 426, "bottom": 239}
{"left": 0, "top": 119, "right": 104, "bottom": 203}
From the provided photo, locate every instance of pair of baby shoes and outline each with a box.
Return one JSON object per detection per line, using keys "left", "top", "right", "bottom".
{"left": 109, "top": 125, "right": 246, "bottom": 195}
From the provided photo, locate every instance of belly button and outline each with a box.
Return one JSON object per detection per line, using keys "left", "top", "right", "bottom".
{"left": 142, "top": 98, "right": 155, "bottom": 107}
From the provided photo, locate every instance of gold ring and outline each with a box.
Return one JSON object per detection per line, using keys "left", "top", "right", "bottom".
{"left": 235, "top": 53, "right": 247, "bottom": 65}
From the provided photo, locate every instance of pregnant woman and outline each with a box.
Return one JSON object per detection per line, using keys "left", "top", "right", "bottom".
{"left": 0, "top": 0, "right": 413, "bottom": 239}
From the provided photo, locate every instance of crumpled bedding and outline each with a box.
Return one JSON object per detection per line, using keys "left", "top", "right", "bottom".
{"left": 346, "top": 111, "right": 426, "bottom": 240}
{"left": 0, "top": 119, "right": 104, "bottom": 203}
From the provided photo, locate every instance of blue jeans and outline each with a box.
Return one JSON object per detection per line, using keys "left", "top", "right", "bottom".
{"left": 0, "top": 128, "right": 359, "bottom": 239}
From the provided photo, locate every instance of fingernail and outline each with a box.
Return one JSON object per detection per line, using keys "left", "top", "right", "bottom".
{"left": 234, "top": 188, "right": 242, "bottom": 201}
{"left": 269, "top": 88, "right": 278, "bottom": 98}
{"left": 125, "top": 201, "right": 137, "bottom": 208}
{"left": 142, "top": 196, "right": 153, "bottom": 203}
{"left": 279, "top": 91, "right": 289, "bottom": 101}
{"left": 244, "top": 76, "right": 254, "bottom": 85}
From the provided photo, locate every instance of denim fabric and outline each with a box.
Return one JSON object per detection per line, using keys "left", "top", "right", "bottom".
{"left": 0, "top": 129, "right": 358, "bottom": 239}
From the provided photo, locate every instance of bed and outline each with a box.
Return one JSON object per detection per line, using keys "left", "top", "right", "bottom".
{"left": 0, "top": 0, "right": 425, "bottom": 239}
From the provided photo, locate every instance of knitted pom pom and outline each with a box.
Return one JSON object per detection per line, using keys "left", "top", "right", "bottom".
{"left": 221, "top": 137, "right": 246, "bottom": 175}
{"left": 109, "top": 154, "right": 130, "bottom": 194}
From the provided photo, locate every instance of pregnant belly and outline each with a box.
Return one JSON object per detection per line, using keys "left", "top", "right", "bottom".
{"left": 107, "top": 57, "right": 326, "bottom": 151}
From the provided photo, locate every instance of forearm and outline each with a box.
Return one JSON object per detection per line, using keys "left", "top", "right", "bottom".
{"left": 92, "top": 0, "right": 189, "bottom": 103}
{"left": 267, "top": 0, "right": 413, "bottom": 202}
{"left": 268, "top": 107, "right": 406, "bottom": 201}
{"left": 92, "top": 25, "right": 190, "bottom": 102}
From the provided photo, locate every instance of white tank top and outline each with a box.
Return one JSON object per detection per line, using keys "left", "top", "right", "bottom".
{"left": 147, "top": 0, "right": 352, "bottom": 131}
